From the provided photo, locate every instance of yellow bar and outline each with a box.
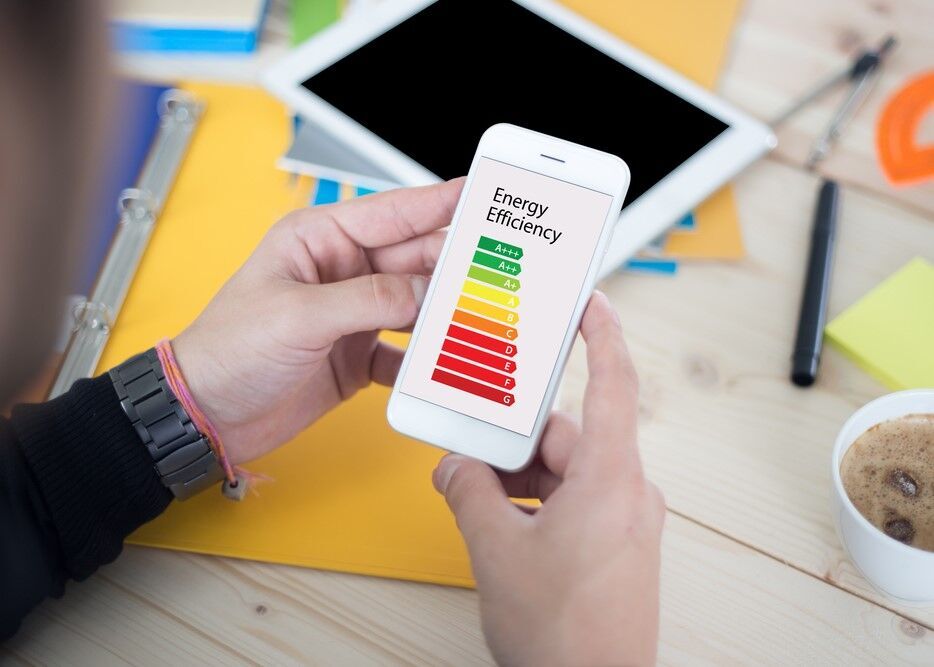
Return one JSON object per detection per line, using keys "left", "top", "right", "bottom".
{"left": 461, "top": 280, "right": 520, "bottom": 308}
{"left": 457, "top": 295, "right": 519, "bottom": 325}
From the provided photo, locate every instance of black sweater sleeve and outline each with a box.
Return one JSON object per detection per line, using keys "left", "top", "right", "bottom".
{"left": 1, "top": 374, "right": 172, "bottom": 639}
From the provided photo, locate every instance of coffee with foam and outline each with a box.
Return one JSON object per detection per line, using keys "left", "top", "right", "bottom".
{"left": 840, "top": 414, "right": 934, "bottom": 552}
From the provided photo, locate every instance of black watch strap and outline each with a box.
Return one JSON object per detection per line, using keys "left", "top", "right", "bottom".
{"left": 109, "top": 349, "right": 224, "bottom": 500}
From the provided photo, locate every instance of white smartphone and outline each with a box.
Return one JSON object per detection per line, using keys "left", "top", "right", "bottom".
{"left": 387, "top": 124, "right": 629, "bottom": 470}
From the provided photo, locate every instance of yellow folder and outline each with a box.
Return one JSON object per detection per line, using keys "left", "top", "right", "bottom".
{"left": 109, "top": 0, "right": 743, "bottom": 587}
{"left": 107, "top": 81, "right": 474, "bottom": 585}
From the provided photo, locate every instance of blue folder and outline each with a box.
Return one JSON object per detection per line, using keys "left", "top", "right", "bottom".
{"left": 75, "top": 82, "right": 168, "bottom": 296}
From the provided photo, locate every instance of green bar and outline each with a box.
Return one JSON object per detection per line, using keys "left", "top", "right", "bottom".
{"left": 467, "top": 265, "right": 521, "bottom": 291}
{"left": 472, "top": 251, "right": 521, "bottom": 276}
{"left": 478, "top": 236, "right": 523, "bottom": 260}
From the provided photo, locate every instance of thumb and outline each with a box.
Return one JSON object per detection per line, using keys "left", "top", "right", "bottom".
{"left": 301, "top": 273, "right": 429, "bottom": 344}
{"left": 433, "top": 455, "right": 520, "bottom": 548}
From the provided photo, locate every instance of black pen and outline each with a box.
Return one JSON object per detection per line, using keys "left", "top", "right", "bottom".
{"left": 770, "top": 37, "right": 894, "bottom": 387}
{"left": 791, "top": 179, "right": 838, "bottom": 387}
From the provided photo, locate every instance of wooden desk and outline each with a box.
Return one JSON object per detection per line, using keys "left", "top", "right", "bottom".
{"left": 5, "top": 0, "right": 933, "bottom": 663}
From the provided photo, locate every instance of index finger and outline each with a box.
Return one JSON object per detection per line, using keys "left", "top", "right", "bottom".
{"left": 577, "top": 291, "right": 642, "bottom": 476}
{"left": 321, "top": 178, "right": 464, "bottom": 248}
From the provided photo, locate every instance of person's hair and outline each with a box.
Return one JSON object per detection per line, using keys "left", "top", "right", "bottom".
{"left": 0, "top": 1, "right": 106, "bottom": 404}
{"left": 1, "top": 1, "right": 90, "bottom": 147}
{"left": 2, "top": 2, "right": 86, "bottom": 84}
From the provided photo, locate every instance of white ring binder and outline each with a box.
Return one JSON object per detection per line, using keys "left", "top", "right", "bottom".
{"left": 48, "top": 90, "right": 204, "bottom": 399}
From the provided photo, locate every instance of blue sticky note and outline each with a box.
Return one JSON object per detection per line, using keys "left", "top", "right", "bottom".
{"left": 675, "top": 213, "right": 696, "bottom": 230}
{"left": 623, "top": 258, "right": 679, "bottom": 276}
{"left": 312, "top": 179, "right": 341, "bottom": 205}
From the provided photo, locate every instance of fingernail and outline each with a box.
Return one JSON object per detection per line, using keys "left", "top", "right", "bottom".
{"left": 410, "top": 275, "right": 429, "bottom": 309}
{"left": 433, "top": 455, "right": 464, "bottom": 494}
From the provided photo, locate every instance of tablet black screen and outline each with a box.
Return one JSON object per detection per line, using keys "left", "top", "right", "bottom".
{"left": 302, "top": 0, "right": 727, "bottom": 207}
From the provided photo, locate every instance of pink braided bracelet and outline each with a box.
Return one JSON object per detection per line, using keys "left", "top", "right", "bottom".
{"left": 155, "top": 338, "right": 237, "bottom": 488}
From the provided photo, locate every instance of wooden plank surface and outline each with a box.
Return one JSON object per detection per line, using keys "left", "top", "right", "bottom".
{"left": 4, "top": 0, "right": 934, "bottom": 664}
{"left": 719, "top": 0, "right": 934, "bottom": 214}
{"left": 5, "top": 512, "right": 934, "bottom": 666}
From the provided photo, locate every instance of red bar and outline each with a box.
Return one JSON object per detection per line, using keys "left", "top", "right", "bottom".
{"left": 446, "top": 324, "right": 517, "bottom": 357}
{"left": 432, "top": 368, "right": 515, "bottom": 406}
{"left": 442, "top": 338, "right": 517, "bottom": 373}
{"left": 436, "top": 354, "right": 516, "bottom": 390}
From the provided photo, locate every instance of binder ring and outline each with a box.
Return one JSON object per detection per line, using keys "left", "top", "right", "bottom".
{"left": 118, "top": 188, "right": 158, "bottom": 225}
{"left": 159, "top": 90, "right": 202, "bottom": 125}
{"left": 72, "top": 300, "right": 115, "bottom": 334}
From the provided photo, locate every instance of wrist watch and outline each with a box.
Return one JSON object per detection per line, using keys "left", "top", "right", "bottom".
{"left": 109, "top": 348, "right": 224, "bottom": 500}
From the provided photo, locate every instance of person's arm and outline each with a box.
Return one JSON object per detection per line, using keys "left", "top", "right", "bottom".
{"left": 1, "top": 375, "right": 172, "bottom": 639}
{"left": 0, "top": 180, "right": 463, "bottom": 640}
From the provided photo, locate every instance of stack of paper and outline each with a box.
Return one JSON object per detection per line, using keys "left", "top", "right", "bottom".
{"left": 111, "top": 0, "right": 269, "bottom": 53}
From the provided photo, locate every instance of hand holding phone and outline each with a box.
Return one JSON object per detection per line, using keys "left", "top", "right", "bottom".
{"left": 172, "top": 180, "right": 464, "bottom": 466}
{"left": 433, "top": 293, "right": 665, "bottom": 666}
{"left": 388, "top": 124, "right": 629, "bottom": 469}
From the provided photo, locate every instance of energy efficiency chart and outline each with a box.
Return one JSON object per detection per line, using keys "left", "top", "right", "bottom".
{"left": 431, "top": 236, "right": 521, "bottom": 406}
{"left": 400, "top": 156, "right": 613, "bottom": 437}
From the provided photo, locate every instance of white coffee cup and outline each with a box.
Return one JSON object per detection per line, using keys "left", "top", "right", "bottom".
{"left": 831, "top": 389, "right": 934, "bottom": 604}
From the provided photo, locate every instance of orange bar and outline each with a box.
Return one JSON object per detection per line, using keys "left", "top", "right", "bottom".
{"left": 451, "top": 310, "right": 518, "bottom": 341}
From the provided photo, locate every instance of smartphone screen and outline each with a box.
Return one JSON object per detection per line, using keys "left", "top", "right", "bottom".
{"left": 399, "top": 156, "right": 614, "bottom": 436}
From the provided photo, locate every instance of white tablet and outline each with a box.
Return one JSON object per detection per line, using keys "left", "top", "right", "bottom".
{"left": 263, "top": 0, "right": 775, "bottom": 275}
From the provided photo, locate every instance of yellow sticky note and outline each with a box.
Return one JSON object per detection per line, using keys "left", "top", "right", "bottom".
{"left": 662, "top": 188, "right": 744, "bottom": 259}
{"left": 825, "top": 258, "right": 934, "bottom": 390}
{"left": 340, "top": 181, "right": 357, "bottom": 201}
{"left": 559, "top": 0, "right": 742, "bottom": 89}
